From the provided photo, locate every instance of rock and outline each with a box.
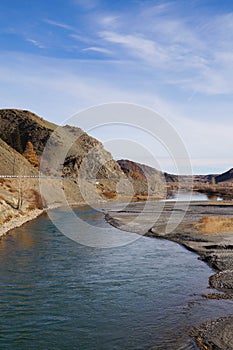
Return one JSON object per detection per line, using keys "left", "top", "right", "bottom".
{"left": 209, "top": 270, "right": 233, "bottom": 291}
{"left": 192, "top": 316, "right": 233, "bottom": 350}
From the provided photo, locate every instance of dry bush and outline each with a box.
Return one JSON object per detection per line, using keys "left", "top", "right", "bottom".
{"left": 195, "top": 216, "right": 233, "bottom": 234}
{"left": 102, "top": 191, "right": 117, "bottom": 199}
{"left": 29, "top": 189, "right": 43, "bottom": 209}
{"left": 27, "top": 203, "right": 37, "bottom": 211}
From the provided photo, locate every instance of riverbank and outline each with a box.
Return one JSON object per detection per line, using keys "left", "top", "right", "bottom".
{"left": 0, "top": 208, "right": 44, "bottom": 238}
{"left": 105, "top": 200, "right": 233, "bottom": 350}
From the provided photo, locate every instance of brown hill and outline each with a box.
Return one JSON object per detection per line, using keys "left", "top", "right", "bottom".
{"left": 0, "top": 109, "right": 55, "bottom": 156}
{"left": 214, "top": 168, "right": 233, "bottom": 184}
{"left": 0, "top": 109, "right": 125, "bottom": 181}
{"left": 0, "top": 109, "right": 129, "bottom": 206}
{"left": 1, "top": 109, "right": 232, "bottom": 203}
{"left": 117, "top": 159, "right": 233, "bottom": 200}
{"left": 0, "top": 138, "right": 37, "bottom": 176}
{"left": 117, "top": 159, "right": 166, "bottom": 198}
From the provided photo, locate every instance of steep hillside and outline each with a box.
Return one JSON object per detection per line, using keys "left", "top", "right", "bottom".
{"left": 0, "top": 109, "right": 55, "bottom": 156}
{"left": 0, "top": 109, "right": 130, "bottom": 211}
{"left": 0, "top": 109, "right": 125, "bottom": 182}
{"left": 214, "top": 168, "right": 233, "bottom": 183}
{"left": 0, "top": 138, "right": 37, "bottom": 176}
{"left": 117, "top": 159, "right": 166, "bottom": 198}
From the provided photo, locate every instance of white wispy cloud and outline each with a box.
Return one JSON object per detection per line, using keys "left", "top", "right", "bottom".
{"left": 69, "top": 33, "right": 93, "bottom": 44}
{"left": 82, "top": 46, "right": 113, "bottom": 54}
{"left": 96, "top": 5, "right": 233, "bottom": 96}
{"left": 139, "top": 2, "right": 174, "bottom": 17}
{"left": 1, "top": 50, "right": 232, "bottom": 173}
{"left": 26, "top": 38, "right": 45, "bottom": 49}
{"left": 44, "top": 19, "right": 74, "bottom": 31}
{"left": 99, "top": 15, "right": 119, "bottom": 27}
{"left": 0, "top": 51, "right": 175, "bottom": 122}
{"left": 100, "top": 31, "right": 169, "bottom": 66}
{"left": 1, "top": 1, "right": 233, "bottom": 173}
{"left": 96, "top": 14, "right": 120, "bottom": 30}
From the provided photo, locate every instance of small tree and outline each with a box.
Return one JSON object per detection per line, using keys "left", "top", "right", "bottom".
{"left": 23, "top": 141, "right": 39, "bottom": 167}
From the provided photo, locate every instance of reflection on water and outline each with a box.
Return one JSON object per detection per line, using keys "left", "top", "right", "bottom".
{"left": 205, "top": 194, "right": 222, "bottom": 201}
{"left": 165, "top": 190, "right": 223, "bottom": 202}
{"left": 0, "top": 208, "right": 232, "bottom": 350}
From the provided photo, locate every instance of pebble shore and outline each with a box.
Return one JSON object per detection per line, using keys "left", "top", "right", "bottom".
{"left": 105, "top": 200, "right": 233, "bottom": 350}
{"left": 0, "top": 209, "right": 43, "bottom": 238}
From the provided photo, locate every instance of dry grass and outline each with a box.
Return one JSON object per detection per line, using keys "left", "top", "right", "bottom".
{"left": 195, "top": 216, "right": 233, "bottom": 234}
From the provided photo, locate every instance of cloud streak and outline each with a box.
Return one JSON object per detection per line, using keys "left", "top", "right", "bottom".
{"left": 26, "top": 38, "right": 46, "bottom": 49}
{"left": 44, "top": 19, "right": 74, "bottom": 31}
{"left": 1, "top": 0, "right": 233, "bottom": 173}
{"left": 82, "top": 46, "right": 113, "bottom": 54}
{"left": 95, "top": 5, "right": 233, "bottom": 96}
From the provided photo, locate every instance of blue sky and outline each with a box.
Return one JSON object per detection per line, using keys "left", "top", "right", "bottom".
{"left": 1, "top": 0, "right": 233, "bottom": 174}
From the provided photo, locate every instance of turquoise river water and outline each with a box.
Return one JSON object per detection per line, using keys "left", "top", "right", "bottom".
{"left": 0, "top": 204, "right": 232, "bottom": 350}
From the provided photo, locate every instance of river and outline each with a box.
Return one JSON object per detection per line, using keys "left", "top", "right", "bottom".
{"left": 0, "top": 205, "right": 232, "bottom": 350}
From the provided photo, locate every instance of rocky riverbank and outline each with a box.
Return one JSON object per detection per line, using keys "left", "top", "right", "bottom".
{"left": 0, "top": 208, "right": 43, "bottom": 238}
{"left": 105, "top": 200, "right": 233, "bottom": 350}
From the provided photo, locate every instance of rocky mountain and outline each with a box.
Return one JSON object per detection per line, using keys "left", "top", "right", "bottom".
{"left": 0, "top": 109, "right": 55, "bottom": 156}
{"left": 117, "top": 159, "right": 233, "bottom": 200}
{"left": 0, "top": 109, "right": 131, "bottom": 210}
{"left": 0, "top": 109, "right": 125, "bottom": 181}
{"left": 0, "top": 108, "right": 232, "bottom": 208}
{"left": 117, "top": 159, "right": 166, "bottom": 198}
{"left": 0, "top": 108, "right": 128, "bottom": 226}
{"left": 0, "top": 137, "right": 37, "bottom": 176}
{"left": 214, "top": 168, "right": 233, "bottom": 184}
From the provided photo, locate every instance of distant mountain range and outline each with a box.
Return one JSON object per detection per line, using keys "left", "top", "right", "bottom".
{"left": 117, "top": 159, "right": 233, "bottom": 185}
{"left": 214, "top": 168, "right": 233, "bottom": 183}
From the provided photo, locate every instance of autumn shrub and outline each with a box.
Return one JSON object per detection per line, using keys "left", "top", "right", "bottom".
{"left": 27, "top": 204, "right": 36, "bottom": 211}
{"left": 32, "top": 190, "right": 43, "bottom": 209}
{"left": 102, "top": 191, "right": 117, "bottom": 199}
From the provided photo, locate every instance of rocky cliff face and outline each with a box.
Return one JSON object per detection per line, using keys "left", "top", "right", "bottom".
{"left": 0, "top": 138, "right": 37, "bottom": 176}
{"left": 0, "top": 109, "right": 125, "bottom": 181}
{"left": 117, "top": 159, "right": 166, "bottom": 198}
{"left": 60, "top": 125, "right": 125, "bottom": 180}
{"left": 0, "top": 109, "right": 128, "bottom": 209}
